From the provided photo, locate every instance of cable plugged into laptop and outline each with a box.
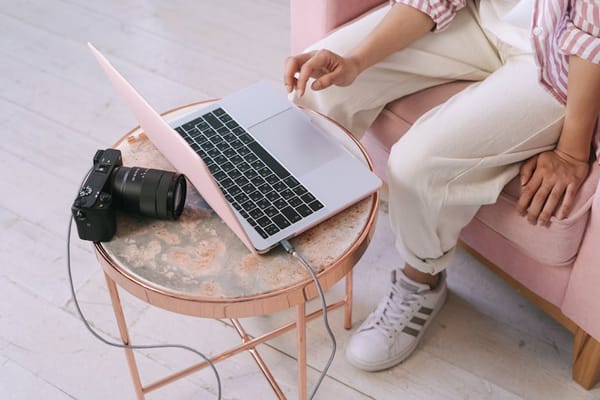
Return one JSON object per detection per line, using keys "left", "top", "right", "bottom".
{"left": 280, "top": 239, "right": 337, "bottom": 400}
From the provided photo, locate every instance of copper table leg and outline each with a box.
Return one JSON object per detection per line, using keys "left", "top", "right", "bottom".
{"left": 344, "top": 270, "right": 353, "bottom": 330}
{"left": 297, "top": 303, "right": 307, "bottom": 400}
{"left": 104, "top": 273, "right": 145, "bottom": 400}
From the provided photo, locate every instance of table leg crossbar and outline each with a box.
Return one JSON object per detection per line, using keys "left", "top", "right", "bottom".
{"left": 104, "top": 272, "right": 354, "bottom": 400}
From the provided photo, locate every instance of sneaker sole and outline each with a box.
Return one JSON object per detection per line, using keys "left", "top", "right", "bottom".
{"left": 346, "top": 287, "right": 448, "bottom": 372}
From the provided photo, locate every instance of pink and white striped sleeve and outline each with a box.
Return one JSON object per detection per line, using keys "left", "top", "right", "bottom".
{"left": 558, "top": 0, "right": 600, "bottom": 64}
{"left": 390, "top": 0, "right": 467, "bottom": 32}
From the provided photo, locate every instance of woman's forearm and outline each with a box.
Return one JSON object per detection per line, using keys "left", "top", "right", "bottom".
{"left": 556, "top": 55, "right": 600, "bottom": 161}
{"left": 348, "top": 4, "right": 435, "bottom": 74}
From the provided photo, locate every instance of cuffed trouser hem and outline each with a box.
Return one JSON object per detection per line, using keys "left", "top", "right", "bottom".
{"left": 399, "top": 242, "right": 456, "bottom": 275}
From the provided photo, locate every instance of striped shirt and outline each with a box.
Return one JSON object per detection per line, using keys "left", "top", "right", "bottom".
{"left": 392, "top": 0, "right": 600, "bottom": 153}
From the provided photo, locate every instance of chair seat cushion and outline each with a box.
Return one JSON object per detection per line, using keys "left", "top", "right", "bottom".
{"left": 473, "top": 162, "right": 599, "bottom": 265}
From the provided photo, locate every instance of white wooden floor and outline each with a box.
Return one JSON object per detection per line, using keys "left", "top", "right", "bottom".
{"left": 1, "top": 1, "right": 598, "bottom": 399}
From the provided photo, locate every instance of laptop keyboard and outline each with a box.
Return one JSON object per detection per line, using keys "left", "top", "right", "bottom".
{"left": 175, "top": 107, "right": 324, "bottom": 239}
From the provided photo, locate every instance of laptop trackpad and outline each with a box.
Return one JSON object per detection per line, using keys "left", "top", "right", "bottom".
{"left": 249, "top": 108, "right": 343, "bottom": 176}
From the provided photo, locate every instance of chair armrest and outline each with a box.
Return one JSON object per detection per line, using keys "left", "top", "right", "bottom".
{"left": 290, "top": 0, "right": 386, "bottom": 53}
{"left": 563, "top": 165, "right": 600, "bottom": 341}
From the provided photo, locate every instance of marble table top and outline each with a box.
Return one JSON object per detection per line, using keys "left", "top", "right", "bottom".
{"left": 96, "top": 102, "right": 378, "bottom": 317}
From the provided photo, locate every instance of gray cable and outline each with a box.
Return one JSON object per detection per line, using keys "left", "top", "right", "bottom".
{"left": 67, "top": 171, "right": 222, "bottom": 399}
{"left": 280, "top": 239, "right": 337, "bottom": 400}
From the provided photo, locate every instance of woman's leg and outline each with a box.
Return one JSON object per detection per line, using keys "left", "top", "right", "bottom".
{"left": 293, "top": 3, "right": 502, "bottom": 138}
{"left": 387, "top": 55, "right": 565, "bottom": 274}
{"left": 346, "top": 55, "right": 566, "bottom": 371}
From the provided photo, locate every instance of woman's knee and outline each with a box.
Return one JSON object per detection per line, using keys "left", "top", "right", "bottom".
{"left": 387, "top": 138, "right": 436, "bottom": 195}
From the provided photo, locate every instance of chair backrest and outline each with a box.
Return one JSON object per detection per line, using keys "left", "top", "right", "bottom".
{"left": 290, "top": 0, "right": 386, "bottom": 53}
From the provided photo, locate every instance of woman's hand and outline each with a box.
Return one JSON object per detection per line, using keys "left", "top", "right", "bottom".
{"left": 283, "top": 49, "right": 361, "bottom": 96}
{"left": 516, "top": 150, "right": 589, "bottom": 225}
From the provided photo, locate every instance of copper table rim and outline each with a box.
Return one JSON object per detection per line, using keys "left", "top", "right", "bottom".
{"left": 94, "top": 100, "right": 380, "bottom": 318}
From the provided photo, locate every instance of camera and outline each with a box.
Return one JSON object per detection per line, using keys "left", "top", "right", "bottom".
{"left": 72, "top": 148, "right": 187, "bottom": 242}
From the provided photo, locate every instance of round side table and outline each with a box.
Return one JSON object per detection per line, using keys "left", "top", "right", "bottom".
{"left": 94, "top": 101, "right": 379, "bottom": 399}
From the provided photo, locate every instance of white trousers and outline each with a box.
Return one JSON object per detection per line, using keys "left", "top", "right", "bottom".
{"left": 294, "top": 3, "right": 565, "bottom": 274}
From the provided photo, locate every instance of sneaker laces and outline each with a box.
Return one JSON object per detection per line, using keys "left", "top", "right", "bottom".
{"left": 361, "top": 272, "right": 424, "bottom": 338}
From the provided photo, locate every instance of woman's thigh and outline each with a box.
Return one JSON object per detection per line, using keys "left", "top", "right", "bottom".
{"left": 388, "top": 55, "right": 566, "bottom": 209}
{"left": 295, "top": 3, "right": 503, "bottom": 136}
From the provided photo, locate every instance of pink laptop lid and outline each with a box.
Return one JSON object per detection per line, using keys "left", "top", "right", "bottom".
{"left": 88, "top": 43, "right": 256, "bottom": 254}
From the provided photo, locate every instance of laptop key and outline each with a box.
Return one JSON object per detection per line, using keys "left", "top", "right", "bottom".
{"left": 204, "top": 113, "right": 224, "bottom": 129}
{"left": 230, "top": 139, "right": 244, "bottom": 150}
{"left": 250, "top": 176, "right": 266, "bottom": 187}
{"left": 308, "top": 200, "right": 324, "bottom": 212}
{"left": 226, "top": 121, "right": 239, "bottom": 130}
{"left": 264, "top": 206, "right": 279, "bottom": 218}
{"left": 228, "top": 186, "right": 242, "bottom": 197}
{"left": 249, "top": 208, "right": 265, "bottom": 220}
{"left": 223, "top": 148, "right": 236, "bottom": 158}
{"left": 254, "top": 226, "right": 269, "bottom": 239}
{"left": 221, "top": 162, "right": 234, "bottom": 172}
{"left": 234, "top": 193, "right": 249, "bottom": 204}
{"left": 228, "top": 170, "right": 242, "bottom": 180}
{"left": 264, "top": 224, "right": 280, "bottom": 236}
{"left": 288, "top": 196, "right": 303, "bottom": 208}
{"left": 208, "top": 163, "right": 221, "bottom": 174}
{"left": 271, "top": 214, "right": 291, "bottom": 229}
{"left": 230, "top": 155, "right": 243, "bottom": 165}
{"left": 256, "top": 216, "right": 271, "bottom": 228}
{"left": 213, "top": 171, "right": 227, "bottom": 181}
{"left": 265, "top": 190, "right": 280, "bottom": 202}
{"left": 272, "top": 181, "right": 287, "bottom": 192}
{"left": 281, "top": 189, "right": 294, "bottom": 200}
{"left": 241, "top": 183, "right": 255, "bottom": 194}
{"left": 249, "top": 191, "right": 264, "bottom": 202}
{"left": 265, "top": 174, "right": 279, "bottom": 184}
{"left": 281, "top": 206, "right": 302, "bottom": 223}
{"left": 182, "top": 121, "right": 197, "bottom": 131}
{"left": 250, "top": 159, "right": 266, "bottom": 170}
{"left": 207, "top": 148, "right": 220, "bottom": 158}
{"left": 238, "top": 147, "right": 251, "bottom": 156}
{"left": 273, "top": 198, "right": 287, "bottom": 209}
{"left": 296, "top": 204, "right": 313, "bottom": 217}
{"left": 255, "top": 198, "right": 270, "bottom": 210}
{"left": 240, "top": 200, "right": 256, "bottom": 212}
{"left": 284, "top": 176, "right": 300, "bottom": 188}
{"left": 293, "top": 185, "right": 308, "bottom": 196}
{"left": 237, "top": 162, "right": 251, "bottom": 172}
{"left": 301, "top": 193, "right": 316, "bottom": 204}
{"left": 244, "top": 169, "right": 259, "bottom": 179}
{"left": 239, "top": 134, "right": 253, "bottom": 144}
{"left": 234, "top": 176, "right": 250, "bottom": 187}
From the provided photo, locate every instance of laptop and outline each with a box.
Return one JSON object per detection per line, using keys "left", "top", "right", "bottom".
{"left": 88, "top": 43, "right": 381, "bottom": 254}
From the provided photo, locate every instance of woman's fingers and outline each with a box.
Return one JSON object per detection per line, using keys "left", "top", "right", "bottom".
{"left": 283, "top": 52, "right": 316, "bottom": 93}
{"left": 284, "top": 49, "right": 352, "bottom": 96}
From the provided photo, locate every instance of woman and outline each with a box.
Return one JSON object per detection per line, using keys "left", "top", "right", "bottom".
{"left": 283, "top": 0, "right": 600, "bottom": 372}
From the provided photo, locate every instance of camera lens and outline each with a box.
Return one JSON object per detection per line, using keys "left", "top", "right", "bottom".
{"left": 111, "top": 167, "right": 186, "bottom": 220}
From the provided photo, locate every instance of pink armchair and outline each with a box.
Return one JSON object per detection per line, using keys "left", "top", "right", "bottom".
{"left": 291, "top": 0, "right": 600, "bottom": 389}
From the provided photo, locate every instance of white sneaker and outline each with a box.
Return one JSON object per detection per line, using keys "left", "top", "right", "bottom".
{"left": 346, "top": 269, "right": 447, "bottom": 371}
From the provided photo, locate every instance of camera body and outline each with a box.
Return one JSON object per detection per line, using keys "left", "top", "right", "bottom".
{"left": 72, "top": 149, "right": 122, "bottom": 242}
{"left": 72, "top": 148, "right": 187, "bottom": 242}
